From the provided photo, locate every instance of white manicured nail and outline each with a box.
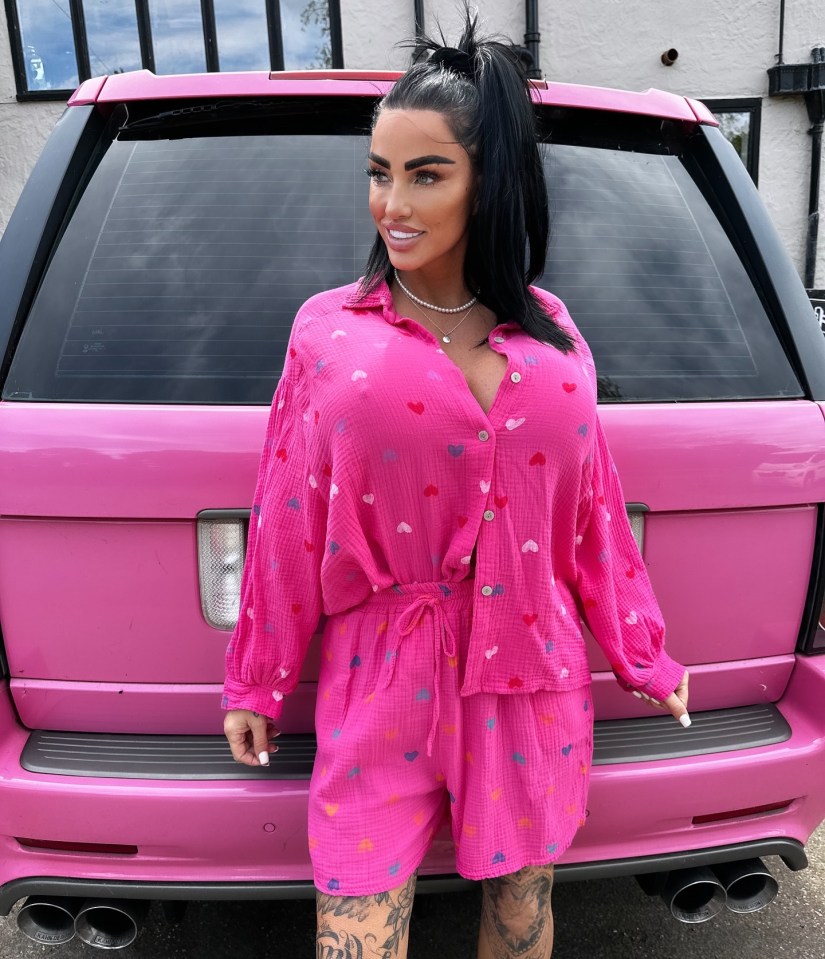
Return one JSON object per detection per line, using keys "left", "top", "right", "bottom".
{"left": 632, "top": 691, "right": 642, "bottom": 699}
{"left": 258, "top": 751, "right": 270, "bottom": 765}
{"left": 679, "top": 714, "right": 692, "bottom": 728}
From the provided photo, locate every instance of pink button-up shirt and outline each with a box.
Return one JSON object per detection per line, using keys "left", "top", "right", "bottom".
{"left": 223, "top": 279, "right": 685, "bottom": 719}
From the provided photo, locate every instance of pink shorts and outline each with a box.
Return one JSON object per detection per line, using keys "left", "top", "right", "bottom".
{"left": 309, "top": 579, "right": 593, "bottom": 896}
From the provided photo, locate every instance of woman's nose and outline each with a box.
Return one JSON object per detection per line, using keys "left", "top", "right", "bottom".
{"left": 384, "top": 182, "right": 412, "bottom": 219}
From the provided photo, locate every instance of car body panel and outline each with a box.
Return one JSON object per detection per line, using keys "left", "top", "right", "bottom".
{"left": 1, "top": 401, "right": 824, "bottom": 520}
{"left": 0, "top": 657, "right": 823, "bottom": 890}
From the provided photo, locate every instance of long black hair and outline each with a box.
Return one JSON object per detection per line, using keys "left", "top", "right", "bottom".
{"left": 357, "top": 6, "right": 575, "bottom": 353}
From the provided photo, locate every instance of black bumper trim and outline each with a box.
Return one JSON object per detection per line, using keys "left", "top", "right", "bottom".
{"left": 19, "top": 704, "right": 791, "bottom": 780}
{"left": 0, "top": 839, "right": 807, "bottom": 915}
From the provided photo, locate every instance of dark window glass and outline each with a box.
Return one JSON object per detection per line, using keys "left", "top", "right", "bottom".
{"left": 536, "top": 144, "right": 799, "bottom": 402}
{"left": 148, "top": 0, "right": 207, "bottom": 74}
{"left": 15, "top": 0, "right": 78, "bottom": 91}
{"left": 5, "top": 134, "right": 375, "bottom": 404}
{"left": 4, "top": 125, "right": 799, "bottom": 405}
{"left": 83, "top": 0, "right": 142, "bottom": 76}
{"left": 213, "top": 0, "right": 269, "bottom": 71}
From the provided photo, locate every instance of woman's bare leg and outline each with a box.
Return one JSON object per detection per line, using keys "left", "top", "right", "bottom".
{"left": 477, "top": 865, "right": 554, "bottom": 959}
{"left": 315, "top": 873, "right": 416, "bottom": 959}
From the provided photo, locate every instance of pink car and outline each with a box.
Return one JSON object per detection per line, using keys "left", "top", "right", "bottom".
{"left": 1, "top": 69, "right": 824, "bottom": 947}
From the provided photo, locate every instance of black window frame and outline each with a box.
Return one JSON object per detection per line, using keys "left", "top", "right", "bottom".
{"left": 3, "top": 0, "right": 344, "bottom": 100}
{"left": 701, "top": 97, "right": 761, "bottom": 186}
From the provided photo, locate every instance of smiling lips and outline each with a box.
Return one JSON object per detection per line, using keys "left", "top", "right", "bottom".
{"left": 385, "top": 225, "right": 425, "bottom": 250}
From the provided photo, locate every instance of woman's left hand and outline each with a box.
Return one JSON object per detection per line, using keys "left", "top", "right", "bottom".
{"left": 634, "top": 670, "right": 690, "bottom": 727}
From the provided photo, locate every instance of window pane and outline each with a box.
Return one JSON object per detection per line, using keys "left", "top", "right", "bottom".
{"left": 281, "top": 0, "right": 331, "bottom": 69}
{"left": 15, "top": 0, "right": 77, "bottom": 91}
{"left": 213, "top": 0, "right": 270, "bottom": 71}
{"left": 148, "top": 0, "right": 206, "bottom": 74}
{"left": 5, "top": 113, "right": 798, "bottom": 405}
{"left": 537, "top": 145, "right": 799, "bottom": 402}
{"left": 5, "top": 133, "right": 375, "bottom": 403}
{"left": 713, "top": 111, "right": 751, "bottom": 168}
{"left": 83, "top": 0, "right": 142, "bottom": 76}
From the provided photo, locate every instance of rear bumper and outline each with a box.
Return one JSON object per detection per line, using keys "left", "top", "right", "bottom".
{"left": 1, "top": 656, "right": 824, "bottom": 905}
{"left": 0, "top": 837, "right": 808, "bottom": 915}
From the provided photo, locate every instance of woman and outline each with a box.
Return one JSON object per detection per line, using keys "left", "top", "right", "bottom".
{"left": 223, "top": 10, "right": 690, "bottom": 958}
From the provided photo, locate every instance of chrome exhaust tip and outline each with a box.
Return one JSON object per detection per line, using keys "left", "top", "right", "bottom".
{"left": 74, "top": 899, "right": 150, "bottom": 950}
{"left": 661, "top": 866, "right": 727, "bottom": 923}
{"left": 16, "top": 896, "right": 82, "bottom": 945}
{"left": 712, "top": 858, "right": 779, "bottom": 913}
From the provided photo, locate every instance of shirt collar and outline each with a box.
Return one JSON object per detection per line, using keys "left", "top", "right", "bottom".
{"left": 342, "top": 277, "right": 396, "bottom": 318}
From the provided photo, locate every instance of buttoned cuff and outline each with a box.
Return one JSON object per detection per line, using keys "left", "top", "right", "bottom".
{"left": 222, "top": 678, "right": 285, "bottom": 723}
{"left": 639, "top": 651, "right": 686, "bottom": 702}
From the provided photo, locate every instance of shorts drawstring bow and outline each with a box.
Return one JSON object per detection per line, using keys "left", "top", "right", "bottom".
{"left": 377, "top": 591, "right": 459, "bottom": 757}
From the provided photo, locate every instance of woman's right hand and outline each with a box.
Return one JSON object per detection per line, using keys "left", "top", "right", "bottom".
{"left": 224, "top": 709, "right": 280, "bottom": 766}
{"left": 635, "top": 670, "right": 691, "bottom": 727}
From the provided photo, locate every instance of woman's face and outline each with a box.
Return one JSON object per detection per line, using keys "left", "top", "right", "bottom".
{"left": 367, "top": 108, "right": 477, "bottom": 278}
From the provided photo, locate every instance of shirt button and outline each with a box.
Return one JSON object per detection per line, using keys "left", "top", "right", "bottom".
{"left": 481, "top": 585, "right": 493, "bottom": 596}
{"left": 483, "top": 510, "right": 495, "bottom": 521}
{"left": 510, "top": 371, "right": 522, "bottom": 383}
{"left": 478, "top": 429, "right": 489, "bottom": 441}
{"left": 493, "top": 335, "right": 505, "bottom": 343}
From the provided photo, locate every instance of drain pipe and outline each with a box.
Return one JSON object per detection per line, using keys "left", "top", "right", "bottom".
{"left": 414, "top": 0, "right": 424, "bottom": 39}
{"left": 769, "top": 44, "right": 825, "bottom": 290}
{"left": 805, "top": 47, "right": 824, "bottom": 290}
{"left": 411, "top": 0, "right": 426, "bottom": 63}
{"left": 524, "top": 0, "right": 541, "bottom": 79}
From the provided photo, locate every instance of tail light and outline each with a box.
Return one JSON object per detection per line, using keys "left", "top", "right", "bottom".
{"left": 626, "top": 504, "right": 647, "bottom": 554}
{"left": 197, "top": 510, "right": 249, "bottom": 630}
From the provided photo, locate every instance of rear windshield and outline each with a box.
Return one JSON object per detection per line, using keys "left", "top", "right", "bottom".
{"left": 3, "top": 124, "right": 801, "bottom": 404}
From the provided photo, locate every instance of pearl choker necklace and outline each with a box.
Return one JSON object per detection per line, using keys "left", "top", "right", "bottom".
{"left": 394, "top": 269, "right": 477, "bottom": 314}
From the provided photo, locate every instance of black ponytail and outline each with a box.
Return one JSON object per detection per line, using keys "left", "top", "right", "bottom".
{"left": 358, "top": 5, "right": 575, "bottom": 354}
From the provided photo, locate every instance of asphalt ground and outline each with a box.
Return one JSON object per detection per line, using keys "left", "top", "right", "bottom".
{"left": 1, "top": 823, "right": 822, "bottom": 958}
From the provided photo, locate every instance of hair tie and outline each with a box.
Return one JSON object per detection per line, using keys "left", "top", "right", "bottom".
{"left": 429, "top": 47, "right": 475, "bottom": 80}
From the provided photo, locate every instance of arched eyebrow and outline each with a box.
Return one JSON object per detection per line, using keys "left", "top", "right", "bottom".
{"left": 368, "top": 152, "right": 456, "bottom": 171}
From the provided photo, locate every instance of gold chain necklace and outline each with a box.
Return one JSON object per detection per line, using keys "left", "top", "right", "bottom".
{"left": 405, "top": 296, "right": 477, "bottom": 344}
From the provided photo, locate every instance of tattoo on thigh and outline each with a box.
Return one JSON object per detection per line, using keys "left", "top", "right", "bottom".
{"left": 481, "top": 866, "right": 554, "bottom": 958}
{"left": 316, "top": 873, "right": 416, "bottom": 959}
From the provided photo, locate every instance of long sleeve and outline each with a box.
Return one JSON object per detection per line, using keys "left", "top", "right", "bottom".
{"left": 222, "top": 329, "right": 326, "bottom": 721}
{"left": 574, "top": 415, "right": 685, "bottom": 701}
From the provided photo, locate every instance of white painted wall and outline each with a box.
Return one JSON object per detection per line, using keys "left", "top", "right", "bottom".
{"left": 1, "top": 0, "right": 824, "bottom": 287}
